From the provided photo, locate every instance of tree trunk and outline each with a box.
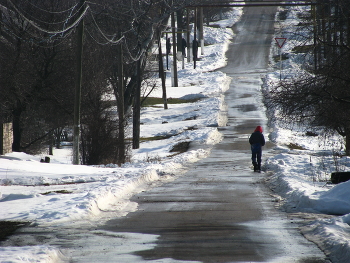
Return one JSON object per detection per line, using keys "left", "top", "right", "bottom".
{"left": 49, "top": 131, "right": 53, "bottom": 155}
{"left": 346, "top": 128, "right": 350, "bottom": 156}
{"left": 12, "top": 108, "right": 22, "bottom": 152}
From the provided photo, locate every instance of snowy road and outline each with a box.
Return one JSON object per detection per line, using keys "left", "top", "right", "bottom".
{"left": 99, "top": 5, "right": 329, "bottom": 263}
{"left": 0, "top": 4, "right": 332, "bottom": 263}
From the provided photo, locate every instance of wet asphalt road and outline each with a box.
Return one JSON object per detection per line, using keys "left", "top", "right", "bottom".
{"left": 101, "top": 4, "right": 330, "bottom": 263}
{"left": 1, "top": 4, "right": 331, "bottom": 263}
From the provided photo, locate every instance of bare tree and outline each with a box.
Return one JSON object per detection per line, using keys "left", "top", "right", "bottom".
{"left": 0, "top": 1, "right": 80, "bottom": 153}
{"left": 0, "top": 0, "right": 191, "bottom": 163}
{"left": 87, "top": 0, "right": 187, "bottom": 163}
{"left": 265, "top": 0, "right": 350, "bottom": 154}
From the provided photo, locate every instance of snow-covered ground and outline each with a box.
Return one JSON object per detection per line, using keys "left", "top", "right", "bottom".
{"left": 263, "top": 5, "right": 350, "bottom": 263}
{"left": 1, "top": 5, "right": 350, "bottom": 263}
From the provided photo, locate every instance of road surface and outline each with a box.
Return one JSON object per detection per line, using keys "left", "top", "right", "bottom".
{"left": 100, "top": 4, "right": 330, "bottom": 263}
{"left": 1, "top": 4, "right": 330, "bottom": 263}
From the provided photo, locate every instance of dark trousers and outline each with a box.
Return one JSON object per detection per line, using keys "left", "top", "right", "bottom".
{"left": 251, "top": 144, "right": 262, "bottom": 168}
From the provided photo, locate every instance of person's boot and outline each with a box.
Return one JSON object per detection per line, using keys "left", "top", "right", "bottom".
{"left": 253, "top": 162, "right": 258, "bottom": 172}
{"left": 257, "top": 163, "right": 261, "bottom": 172}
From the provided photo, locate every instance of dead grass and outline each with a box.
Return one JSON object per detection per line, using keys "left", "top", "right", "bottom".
{"left": 287, "top": 143, "right": 306, "bottom": 150}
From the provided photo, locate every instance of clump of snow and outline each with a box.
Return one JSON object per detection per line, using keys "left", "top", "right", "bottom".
{"left": 0, "top": 246, "right": 66, "bottom": 263}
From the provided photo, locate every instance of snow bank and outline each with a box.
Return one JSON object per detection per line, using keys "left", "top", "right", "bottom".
{"left": 263, "top": 5, "right": 350, "bottom": 262}
{"left": 0, "top": 246, "right": 66, "bottom": 263}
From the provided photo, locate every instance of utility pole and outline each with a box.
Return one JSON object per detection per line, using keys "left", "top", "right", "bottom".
{"left": 312, "top": 3, "right": 318, "bottom": 71}
{"left": 133, "top": 57, "right": 141, "bottom": 149}
{"left": 187, "top": 8, "right": 192, "bottom": 63}
{"left": 177, "top": 9, "right": 185, "bottom": 69}
{"left": 73, "top": 0, "right": 85, "bottom": 165}
{"left": 158, "top": 34, "right": 168, "bottom": 109}
{"left": 193, "top": 8, "right": 198, "bottom": 69}
{"left": 166, "top": 33, "right": 170, "bottom": 70}
{"left": 117, "top": 40, "right": 125, "bottom": 164}
{"left": 171, "top": 12, "right": 178, "bottom": 87}
{"left": 199, "top": 7, "right": 204, "bottom": 55}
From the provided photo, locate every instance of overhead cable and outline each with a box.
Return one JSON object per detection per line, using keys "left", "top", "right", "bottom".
{"left": 6, "top": 0, "right": 89, "bottom": 35}
{"left": 22, "top": 0, "right": 79, "bottom": 14}
{"left": 88, "top": 8, "right": 124, "bottom": 44}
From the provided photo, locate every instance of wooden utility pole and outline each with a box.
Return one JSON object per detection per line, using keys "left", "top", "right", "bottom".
{"left": 73, "top": 0, "right": 85, "bottom": 165}
{"left": 199, "top": 7, "right": 204, "bottom": 55}
{"left": 187, "top": 8, "right": 191, "bottom": 63}
{"left": 171, "top": 12, "right": 178, "bottom": 87}
{"left": 117, "top": 41, "right": 125, "bottom": 164}
{"left": 177, "top": 10, "right": 184, "bottom": 52}
{"left": 166, "top": 33, "right": 170, "bottom": 70}
{"left": 133, "top": 58, "right": 141, "bottom": 149}
{"left": 158, "top": 35, "right": 168, "bottom": 110}
{"left": 312, "top": 3, "right": 318, "bottom": 70}
{"left": 177, "top": 10, "right": 185, "bottom": 69}
{"left": 193, "top": 8, "right": 198, "bottom": 69}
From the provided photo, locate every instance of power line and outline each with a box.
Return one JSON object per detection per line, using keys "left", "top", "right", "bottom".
{"left": 16, "top": 3, "right": 81, "bottom": 27}
{"left": 1, "top": 22, "right": 75, "bottom": 48}
{"left": 87, "top": 8, "right": 124, "bottom": 44}
{"left": 4, "top": 0, "right": 128, "bottom": 47}
{"left": 22, "top": 0, "right": 79, "bottom": 14}
{"left": 3, "top": 0, "right": 161, "bottom": 62}
{"left": 6, "top": 0, "right": 89, "bottom": 35}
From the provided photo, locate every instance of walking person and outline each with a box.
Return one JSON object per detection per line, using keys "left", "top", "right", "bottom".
{"left": 249, "top": 126, "right": 265, "bottom": 172}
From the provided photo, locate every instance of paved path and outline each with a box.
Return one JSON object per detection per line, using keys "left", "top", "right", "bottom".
{"left": 102, "top": 5, "right": 329, "bottom": 263}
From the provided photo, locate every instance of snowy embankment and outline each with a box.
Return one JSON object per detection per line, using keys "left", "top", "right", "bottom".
{"left": 0, "top": 9, "right": 243, "bottom": 262}
{"left": 263, "top": 5, "right": 350, "bottom": 263}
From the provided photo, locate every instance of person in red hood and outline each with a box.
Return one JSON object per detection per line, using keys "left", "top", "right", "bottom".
{"left": 249, "top": 125, "right": 265, "bottom": 172}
